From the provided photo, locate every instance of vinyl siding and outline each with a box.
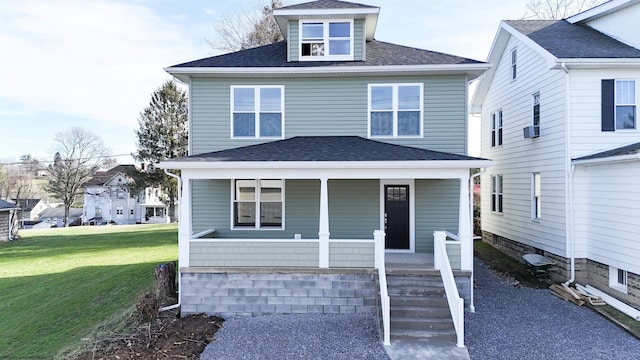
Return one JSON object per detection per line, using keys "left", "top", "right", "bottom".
{"left": 328, "top": 180, "right": 379, "bottom": 239}
{"left": 189, "top": 75, "right": 468, "bottom": 155}
{"left": 568, "top": 68, "right": 640, "bottom": 158}
{"left": 354, "top": 19, "right": 364, "bottom": 61}
{"left": 329, "top": 242, "right": 375, "bottom": 267}
{"left": 288, "top": 20, "right": 299, "bottom": 61}
{"left": 573, "top": 161, "right": 640, "bottom": 275}
{"left": 190, "top": 241, "right": 318, "bottom": 267}
{"left": 415, "top": 179, "right": 459, "bottom": 253}
{"left": 480, "top": 35, "right": 567, "bottom": 257}
{"left": 584, "top": 2, "right": 640, "bottom": 50}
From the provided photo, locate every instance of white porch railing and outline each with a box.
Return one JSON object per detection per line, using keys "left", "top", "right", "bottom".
{"left": 434, "top": 231, "right": 464, "bottom": 348}
{"left": 374, "top": 230, "right": 391, "bottom": 346}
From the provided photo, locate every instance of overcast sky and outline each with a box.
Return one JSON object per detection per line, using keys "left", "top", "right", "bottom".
{"left": 0, "top": 0, "right": 531, "bottom": 164}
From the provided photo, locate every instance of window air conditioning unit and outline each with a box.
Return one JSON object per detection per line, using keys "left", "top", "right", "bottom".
{"left": 523, "top": 125, "right": 540, "bottom": 138}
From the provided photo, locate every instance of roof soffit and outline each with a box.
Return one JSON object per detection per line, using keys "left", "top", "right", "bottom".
{"left": 568, "top": 0, "right": 640, "bottom": 24}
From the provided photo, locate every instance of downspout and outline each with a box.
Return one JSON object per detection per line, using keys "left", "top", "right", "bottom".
{"left": 469, "top": 168, "right": 486, "bottom": 313}
{"left": 561, "top": 61, "right": 576, "bottom": 286}
{"left": 160, "top": 169, "right": 182, "bottom": 312}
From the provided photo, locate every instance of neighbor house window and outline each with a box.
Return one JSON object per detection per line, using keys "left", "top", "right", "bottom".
{"left": 491, "top": 110, "right": 503, "bottom": 147}
{"left": 609, "top": 266, "right": 628, "bottom": 293}
{"left": 233, "top": 179, "right": 284, "bottom": 229}
{"left": 511, "top": 47, "right": 517, "bottom": 80}
{"left": 116, "top": 207, "right": 124, "bottom": 216}
{"left": 491, "top": 175, "right": 503, "bottom": 213}
{"left": 602, "top": 79, "right": 636, "bottom": 131}
{"left": 300, "top": 20, "right": 353, "bottom": 60}
{"left": 532, "top": 173, "right": 541, "bottom": 220}
{"left": 231, "top": 86, "right": 284, "bottom": 138}
{"left": 533, "top": 93, "right": 540, "bottom": 129}
{"left": 369, "top": 84, "right": 423, "bottom": 137}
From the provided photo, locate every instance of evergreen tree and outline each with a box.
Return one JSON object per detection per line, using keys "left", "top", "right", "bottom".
{"left": 134, "top": 80, "right": 188, "bottom": 221}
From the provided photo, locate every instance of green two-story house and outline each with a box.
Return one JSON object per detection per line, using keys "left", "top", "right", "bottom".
{"left": 159, "top": 0, "right": 491, "bottom": 347}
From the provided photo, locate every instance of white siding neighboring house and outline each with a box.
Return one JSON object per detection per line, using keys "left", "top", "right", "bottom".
{"left": 39, "top": 207, "right": 83, "bottom": 228}
{"left": 472, "top": 0, "right": 640, "bottom": 309}
{"left": 82, "top": 165, "right": 168, "bottom": 225}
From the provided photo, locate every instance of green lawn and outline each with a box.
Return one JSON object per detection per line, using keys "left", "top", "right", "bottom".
{"left": 0, "top": 223, "right": 177, "bottom": 359}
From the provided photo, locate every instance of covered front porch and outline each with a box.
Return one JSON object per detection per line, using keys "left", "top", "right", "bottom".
{"left": 159, "top": 136, "right": 492, "bottom": 347}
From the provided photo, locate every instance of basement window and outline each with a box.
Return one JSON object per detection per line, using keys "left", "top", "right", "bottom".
{"left": 609, "top": 266, "right": 628, "bottom": 293}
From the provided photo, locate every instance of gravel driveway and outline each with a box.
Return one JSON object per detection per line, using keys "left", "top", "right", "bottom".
{"left": 200, "top": 313, "right": 390, "bottom": 360}
{"left": 466, "top": 258, "right": 640, "bottom": 360}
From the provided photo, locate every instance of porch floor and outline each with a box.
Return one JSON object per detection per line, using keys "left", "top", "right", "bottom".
{"left": 385, "top": 253, "right": 436, "bottom": 273}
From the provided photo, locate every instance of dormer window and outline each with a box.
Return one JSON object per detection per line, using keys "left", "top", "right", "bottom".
{"left": 300, "top": 20, "right": 353, "bottom": 60}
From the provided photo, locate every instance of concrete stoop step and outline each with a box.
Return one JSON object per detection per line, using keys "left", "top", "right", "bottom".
{"left": 382, "top": 274, "right": 457, "bottom": 345}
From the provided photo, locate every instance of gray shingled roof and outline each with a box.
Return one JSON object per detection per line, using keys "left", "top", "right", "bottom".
{"left": 166, "top": 136, "right": 485, "bottom": 162}
{"left": 506, "top": 20, "right": 640, "bottom": 58}
{"left": 172, "top": 40, "right": 482, "bottom": 68}
{"left": 84, "top": 165, "right": 137, "bottom": 186}
{"left": 279, "top": 0, "right": 377, "bottom": 10}
{"left": 0, "top": 199, "right": 19, "bottom": 212}
{"left": 574, "top": 142, "right": 640, "bottom": 161}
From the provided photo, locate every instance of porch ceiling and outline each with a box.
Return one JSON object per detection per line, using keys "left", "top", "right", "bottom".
{"left": 158, "top": 136, "right": 492, "bottom": 178}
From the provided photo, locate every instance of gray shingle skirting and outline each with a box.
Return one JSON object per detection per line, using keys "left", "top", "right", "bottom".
{"left": 180, "top": 269, "right": 378, "bottom": 318}
{"left": 482, "top": 231, "right": 640, "bottom": 310}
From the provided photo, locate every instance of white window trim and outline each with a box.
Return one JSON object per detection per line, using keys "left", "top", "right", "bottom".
{"left": 230, "top": 85, "right": 285, "bottom": 139}
{"left": 609, "top": 266, "right": 628, "bottom": 293}
{"left": 614, "top": 79, "right": 637, "bottom": 131}
{"left": 531, "top": 172, "right": 541, "bottom": 221}
{"left": 299, "top": 19, "right": 354, "bottom": 61}
{"left": 510, "top": 47, "right": 517, "bottom": 81}
{"left": 491, "top": 175, "right": 503, "bottom": 214}
{"left": 367, "top": 83, "right": 424, "bottom": 139}
{"left": 491, "top": 110, "right": 503, "bottom": 147}
{"left": 230, "top": 179, "right": 286, "bottom": 230}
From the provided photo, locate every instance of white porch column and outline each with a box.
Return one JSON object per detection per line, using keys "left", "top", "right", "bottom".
{"left": 318, "top": 177, "right": 330, "bottom": 268}
{"left": 178, "top": 178, "right": 192, "bottom": 268}
{"left": 458, "top": 176, "right": 472, "bottom": 271}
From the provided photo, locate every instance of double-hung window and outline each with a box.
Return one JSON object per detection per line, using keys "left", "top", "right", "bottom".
{"left": 231, "top": 86, "right": 284, "bottom": 138}
{"left": 601, "top": 79, "right": 636, "bottom": 131}
{"left": 491, "top": 175, "right": 503, "bottom": 214}
{"left": 233, "top": 179, "right": 284, "bottom": 229}
{"left": 533, "top": 93, "right": 540, "bottom": 129}
{"left": 369, "top": 84, "right": 423, "bottom": 137}
{"left": 532, "top": 173, "right": 541, "bottom": 220}
{"left": 491, "top": 110, "right": 503, "bottom": 147}
{"left": 511, "top": 48, "right": 517, "bottom": 80}
{"left": 300, "top": 20, "right": 353, "bottom": 60}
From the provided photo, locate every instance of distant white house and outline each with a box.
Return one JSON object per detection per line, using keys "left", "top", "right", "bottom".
{"left": 472, "top": 0, "right": 640, "bottom": 309}
{"left": 82, "top": 165, "right": 169, "bottom": 225}
{"left": 39, "top": 207, "right": 83, "bottom": 227}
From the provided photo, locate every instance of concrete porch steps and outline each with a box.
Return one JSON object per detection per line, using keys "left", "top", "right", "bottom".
{"left": 384, "top": 274, "right": 457, "bottom": 345}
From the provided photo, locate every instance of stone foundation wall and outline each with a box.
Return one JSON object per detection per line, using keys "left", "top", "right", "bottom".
{"left": 180, "top": 271, "right": 378, "bottom": 318}
{"left": 481, "top": 231, "right": 588, "bottom": 284}
{"left": 587, "top": 260, "right": 640, "bottom": 310}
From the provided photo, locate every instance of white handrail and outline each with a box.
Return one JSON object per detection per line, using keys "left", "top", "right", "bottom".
{"left": 434, "top": 231, "right": 465, "bottom": 347}
{"left": 191, "top": 228, "right": 216, "bottom": 239}
{"left": 374, "top": 230, "right": 391, "bottom": 346}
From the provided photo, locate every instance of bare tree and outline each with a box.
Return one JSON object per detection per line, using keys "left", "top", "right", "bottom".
{"left": 46, "top": 127, "right": 111, "bottom": 227}
{"left": 209, "top": 0, "right": 285, "bottom": 52}
{"left": 523, "top": 0, "right": 607, "bottom": 19}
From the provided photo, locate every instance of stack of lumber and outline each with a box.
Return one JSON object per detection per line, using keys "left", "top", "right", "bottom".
{"left": 550, "top": 283, "right": 607, "bottom": 306}
{"left": 550, "top": 284, "right": 585, "bottom": 306}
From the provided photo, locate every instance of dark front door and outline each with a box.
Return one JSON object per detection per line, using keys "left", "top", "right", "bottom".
{"left": 384, "top": 185, "right": 410, "bottom": 250}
